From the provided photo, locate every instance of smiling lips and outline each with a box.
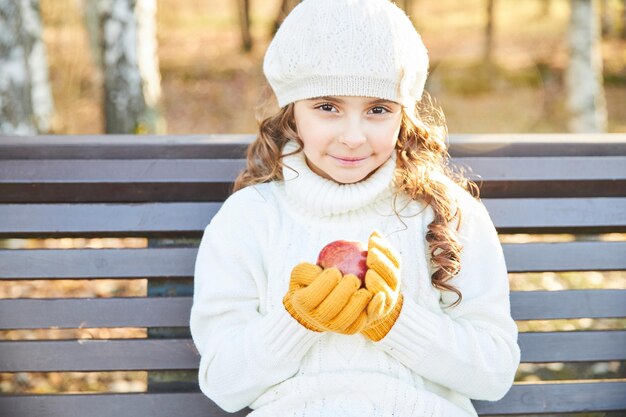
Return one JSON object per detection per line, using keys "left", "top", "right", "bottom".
{"left": 331, "top": 155, "right": 369, "bottom": 166}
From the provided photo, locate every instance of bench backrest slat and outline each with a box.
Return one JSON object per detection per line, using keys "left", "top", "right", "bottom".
{"left": 1, "top": 198, "right": 625, "bottom": 238}
{"left": 0, "top": 289, "right": 623, "bottom": 330}
{"left": 1, "top": 241, "right": 624, "bottom": 281}
{"left": 1, "top": 331, "right": 625, "bottom": 373}
{"left": 2, "top": 156, "right": 625, "bottom": 203}
{"left": 0, "top": 393, "right": 247, "bottom": 417}
{"left": 1, "top": 383, "right": 625, "bottom": 416}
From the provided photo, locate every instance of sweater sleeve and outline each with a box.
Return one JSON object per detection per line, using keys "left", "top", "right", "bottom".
{"left": 189, "top": 187, "right": 322, "bottom": 413}
{"left": 377, "top": 189, "right": 521, "bottom": 401}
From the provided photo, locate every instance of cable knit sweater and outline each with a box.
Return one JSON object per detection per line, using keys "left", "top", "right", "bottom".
{"left": 190, "top": 141, "right": 520, "bottom": 417}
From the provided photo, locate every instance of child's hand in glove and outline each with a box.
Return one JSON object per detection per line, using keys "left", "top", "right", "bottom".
{"left": 283, "top": 263, "right": 373, "bottom": 335}
{"left": 361, "top": 230, "right": 404, "bottom": 342}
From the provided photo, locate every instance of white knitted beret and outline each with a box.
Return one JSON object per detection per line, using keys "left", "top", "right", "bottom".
{"left": 263, "top": 0, "right": 429, "bottom": 109}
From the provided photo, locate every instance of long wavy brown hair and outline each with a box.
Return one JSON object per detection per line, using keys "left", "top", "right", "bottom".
{"left": 233, "top": 91, "right": 480, "bottom": 308}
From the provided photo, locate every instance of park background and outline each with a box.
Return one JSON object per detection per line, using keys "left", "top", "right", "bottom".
{"left": 33, "top": 0, "right": 626, "bottom": 135}
{"left": 1, "top": 0, "right": 625, "bottom": 414}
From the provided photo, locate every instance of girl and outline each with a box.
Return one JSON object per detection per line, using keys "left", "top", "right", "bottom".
{"left": 190, "top": 0, "right": 521, "bottom": 416}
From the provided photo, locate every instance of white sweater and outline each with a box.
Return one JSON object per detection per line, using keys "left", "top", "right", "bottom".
{"left": 190, "top": 141, "right": 520, "bottom": 417}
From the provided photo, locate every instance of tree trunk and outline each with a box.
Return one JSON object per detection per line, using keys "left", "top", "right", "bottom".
{"left": 620, "top": 0, "right": 626, "bottom": 39}
{"left": 22, "top": 0, "right": 55, "bottom": 133}
{"left": 484, "top": 0, "right": 495, "bottom": 63}
{"left": 237, "top": 0, "right": 252, "bottom": 52}
{"left": 566, "top": 0, "right": 607, "bottom": 133}
{"left": 402, "top": 0, "right": 415, "bottom": 14}
{"left": 0, "top": 0, "right": 54, "bottom": 134}
{"left": 100, "top": 0, "right": 165, "bottom": 134}
{"left": 81, "top": 0, "right": 103, "bottom": 69}
{"left": 543, "top": 0, "right": 552, "bottom": 16}
{"left": 600, "top": 0, "right": 612, "bottom": 36}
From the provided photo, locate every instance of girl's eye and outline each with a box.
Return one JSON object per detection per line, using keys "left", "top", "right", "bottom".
{"left": 316, "top": 103, "right": 337, "bottom": 112}
{"left": 370, "top": 106, "right": 389, "bottom": 114}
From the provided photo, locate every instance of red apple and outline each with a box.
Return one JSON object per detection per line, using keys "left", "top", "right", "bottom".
{"left": 317, "top": 240, "right": 368, "bottom": 286}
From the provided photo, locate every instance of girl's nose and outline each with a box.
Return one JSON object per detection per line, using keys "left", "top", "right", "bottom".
{"left": 338, "top": 118, "right": 367, "bottom": 148}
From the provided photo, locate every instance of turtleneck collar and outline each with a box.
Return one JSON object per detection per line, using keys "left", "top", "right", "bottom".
{"left": 280, "top": 140, "right": 398, "bottom": 218}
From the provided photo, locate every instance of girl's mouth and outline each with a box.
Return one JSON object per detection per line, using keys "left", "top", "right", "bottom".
{"left": 331, "top": 155, "right": 368, "bottom": 165}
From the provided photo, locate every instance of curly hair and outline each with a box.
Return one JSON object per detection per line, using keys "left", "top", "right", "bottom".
{"left": 233, "top": 92, "right": 480, "bottom": 308}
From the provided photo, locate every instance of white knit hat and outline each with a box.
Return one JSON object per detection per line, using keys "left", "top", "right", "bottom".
{"left": 263, "top": 0, "right": 429, "bottom": 109}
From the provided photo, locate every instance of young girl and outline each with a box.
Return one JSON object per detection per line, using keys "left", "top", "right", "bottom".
{"left": 190, "top": 0, "right": 521, "bottom": 416}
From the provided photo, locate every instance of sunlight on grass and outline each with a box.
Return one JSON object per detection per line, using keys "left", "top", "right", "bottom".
{"left": 0, "top": 237, "right": 148, "bottom": 250}
{"left": 0, "top": 328, "right": 147, "bottom": 341}
{"left": 516, "top": 318, "right": 626, "bottom": 332}
{"left": 0, "top": 279, "right": 146, "bottom": 299}
{"left": 0, "top": 371, "right": 147, "bottom": 394}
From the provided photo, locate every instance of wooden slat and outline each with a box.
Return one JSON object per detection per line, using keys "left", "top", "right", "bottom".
{"left": 0, "top": 383, "right": 625, "bottom": 416}
{"left": 0, "top": 339, "right": 200, "bottom": 372}
{"left": 0, "top": 203, "right": 219, "bottom": 237}
{"left": 502, "top": 241, "right": 626, "bottom": 272}
{"left": 0, "top": 297, "right": 193, "bottom": 329}
{"left": 0, "top": 290, "right": 624, "bottom": 330}
{"left": 1, "top": 241, "right": 624, "bottom": 280}
{"left": 0, "top": 159, "right": 244, "bottom": 203}
{"left": 0, "top": 248, "right": 197, "bottom": 280}
{"left": 0, "top": 392, "right": 248, "bottom": 417}
{"left": 473, "top": 381, "right": 626, "bottom": 414}
{"left": 0, "top": 134, "right": 255, "bottom": 159}
{"left": 1, "top": 331, "right": 623, "bottom": 372}
{"left": 1, "top": 198, "right": 625, "bottom": 237}
{"left": 1, "top": 156, "right": 624, "bottom": 202}
{"left": 2, "top": 134, "right": 625, "bottom": 158}
{"left": 485, "top": 198, "right": 626, "bottom": 233}
{"left": 3, "top": 157, "right": 622, "bottom": 182}
{"left": 518, "top": 330, "right": 626, "bottom": 363}
{"left": 0, "top": 160, "right": 246, "bottom": 182}
{"left": 456, "top": 156, "right": 626, "bottom": 180}
{"left": 510, "top": 290, "right": 626, "bottom": 320}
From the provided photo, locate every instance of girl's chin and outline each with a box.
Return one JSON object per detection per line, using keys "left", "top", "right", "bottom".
{"left": 327, "top": 171, "right": 368, "bottom": 184}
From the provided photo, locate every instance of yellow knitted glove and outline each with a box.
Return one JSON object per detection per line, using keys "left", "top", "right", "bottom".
{"left": 361, "top": 230, "right": 404, "bottom": 342}
{"left": 283, "top": 262, "right": 373, "bottom": 335}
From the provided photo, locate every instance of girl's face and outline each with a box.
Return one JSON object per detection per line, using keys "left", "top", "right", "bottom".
{"left": 293, "top": 95, "right": 403, "bottom": 184}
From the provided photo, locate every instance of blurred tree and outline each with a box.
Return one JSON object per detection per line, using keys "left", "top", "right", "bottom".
{"left": 484, "top": 0, "right": 495, "bottom": 64}
{"left": 400, "top": 0, "right": 415, "bottom": 14}
{"left": 22, "top": 0, "right": 54, "bottom": 133}
{"left": 0, "top": 0, "right": 54, "bottom": 134}
{"left": 542, "top": 0, "right": 553, "bottom": 16}
{"left": 272, "top": 0, "right": 299, "bottom": 35}
{"left": 237, "top": 0, "right": 252, "bottom": 52}
{"left": 600, "top": 0, "right": 613, "bottom": 36}
{"left": 100, "top": 0, "right": 166, "bottom": 134}
{"left": 566, "top": 0, "right": 607, "bottom": 132}
{"left": 622, "top": 0, "right": 626, "bottom": 38}
{"left": 82, "top": 0, "right": 102, "bottom": 68}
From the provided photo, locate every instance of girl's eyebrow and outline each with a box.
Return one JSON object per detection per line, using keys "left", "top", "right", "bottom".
{"left": 311, "top": 96, "right": 396, "bottom": 105}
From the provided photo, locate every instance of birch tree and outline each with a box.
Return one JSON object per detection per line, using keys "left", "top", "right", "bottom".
{"left": 0, "top": 0, "right": 54, "bottom": 134}
{"left": 100, "top": 0, "right": 165, "bottom": 134}
{"left": 23, "top": 0, "right": 54, "bottom": 133}
{"left": 565, "top": 0, "right": 607, "bottom": 132}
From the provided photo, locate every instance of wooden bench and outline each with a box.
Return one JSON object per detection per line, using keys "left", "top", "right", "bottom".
{"left": 1, "top": 134, "right": 625, "bottom": 416}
